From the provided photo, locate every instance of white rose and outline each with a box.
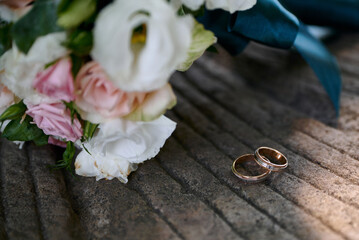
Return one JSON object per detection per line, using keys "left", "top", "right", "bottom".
{"left": 75, "top": 115, "right": 176, "bottom": 182}
{"left": 91, "top": 0, "right": 193, "bottom": 92}
{"left": 0, "top": 32, "right": 68, "bottom": 99}
{"left": 173, "top": 0, "right": 256, "bottom": 13}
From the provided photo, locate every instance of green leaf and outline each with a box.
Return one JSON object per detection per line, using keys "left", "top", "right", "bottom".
{"left": 63, "top": 101, "right": 80, "bottom": 122}
{"left": 64, "top": 30, "right": 93, "bottom": 56}
{"left": 177, "top": 21, "right": 217, "bottom": 71}
{"left": 70, "top": 54, "right": 84, "bottom": 78}
{"left": 44, "top": 59, "right": 58, "bottom": 69}
{"left": 178, "top": 5, "right": 205, "bottom": 17}
{"left": 52, "top": 141, "right": 75, "bottom": 171}
{"left": 57, "top": 0, "right": 96, "bottom": 29}
{"left": 2, "top": 116, "right": 48, "bottom": 144}
{"left": 0, "top": 22, "right": 12, "bottom": 56}
{"left": 57, "top": 0, "right": 72, "bottom": 13}
{"left": 33, "top": 134, "right": 49, "bottom": 146}
{"left": 12, "top": 0, "right": 62, "bottom": 54}
{"left": 82, "top": 121, "right": 98, "bottom": 141}
{"left": 206, "top": 45, "right": 218, "bottom": 53}
{"left": 0, "top": 101, "right": 27, "bottom": 122}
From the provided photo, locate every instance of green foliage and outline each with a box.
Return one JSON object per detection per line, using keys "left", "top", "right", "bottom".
{"left": 206, "top": 45, "right": 218, "bottom": 53}
{"left": 63, "top": 101, "right": 80, "bottom": 123}
{"left": 57, "top": 0, "right": 72, "bottom": 13}
{"left": 64, "top": 30, "right": 93, "bottom": 56}
{"left": 2, "top": 115, "right": 48, "bottom": 146}
{"left": 70, "top": 54, "right": 84, "bottom": 78}
{"left": 0, "top": 21, "right": 13, "bottom": 56}
{"left": 57, "top": 0, "right": 96, "bottom": 29}
{"left": 44, "top": 59, "right": 58, "bottom": 69}
{"left": 178, "top": 5, "right": 205, "bottom": 17}
{"left": 0, "top": 101, "right": 26, "bottom": 122}
{"left": 82, "top": 121, "right": 98, "bottom": 141}
{"left": 12, "top": 0, "right": 62, "bottom": 54}
{"left": 51, "top": 141, "right": 75, "bottom": 171}
{"left": 177, "top": 21, "right": 217, "bottom": 71}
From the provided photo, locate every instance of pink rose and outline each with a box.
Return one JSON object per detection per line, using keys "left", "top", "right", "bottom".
{"left": 33, "top": 58, "right": 75, "bottom": 102}
{"left": 26, "top": 102, "right": 83, "bottom": 142}
{"left": 0, "top": 0, "right": 33, "bottom": 8}
{"left": 75, "top": 62, "right": 146, "bottom": 123}
{"left": 0, "top": 84, "right": 14, "bottom": 114}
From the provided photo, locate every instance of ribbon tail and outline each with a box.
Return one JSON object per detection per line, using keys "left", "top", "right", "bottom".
{"left": 294, "top": 23, "right": 341, "bottom": 114}
{"left": 280, "top": 0, "right": 359, "bottom": 30}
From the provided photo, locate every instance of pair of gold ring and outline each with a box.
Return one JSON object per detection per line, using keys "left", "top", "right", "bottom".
{"left": 232, "top": 147, "right": 288, "bottom": 182}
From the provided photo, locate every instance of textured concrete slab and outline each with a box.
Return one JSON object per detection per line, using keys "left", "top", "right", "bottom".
{"left": 1, "top": 33, "right": 359, "bottom": 239}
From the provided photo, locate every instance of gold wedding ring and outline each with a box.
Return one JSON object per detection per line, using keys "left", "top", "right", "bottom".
{"left": 232, "top": 154, "right": 271, "bottom": 182}
{"left": 254, "top": 147, "right": 288, "bottom": 172}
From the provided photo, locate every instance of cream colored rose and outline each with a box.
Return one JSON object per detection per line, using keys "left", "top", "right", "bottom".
{"left": 75, "top": 61, "right": 177, "bottom": 123}
{"left": 91, "top": 0, "right": 193, "bottom": 92}
{"left": 75, "top": 116, "right": 176, "bottom": 182}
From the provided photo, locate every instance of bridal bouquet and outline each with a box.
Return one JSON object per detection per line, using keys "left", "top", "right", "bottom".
{"left": 0, "top": 0, "right": 256, "bottom": 182}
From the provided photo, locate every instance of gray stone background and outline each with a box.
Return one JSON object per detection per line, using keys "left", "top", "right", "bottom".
{"left": 1, "top": 33, "right": 359, "bottom": 239}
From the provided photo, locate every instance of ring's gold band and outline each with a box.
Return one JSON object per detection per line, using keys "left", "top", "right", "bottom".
{"left": 254, "top": 147, "right": 288, "bottom": 172}
{"left": 232, "top": 154, "right": 271, "bottom": 182}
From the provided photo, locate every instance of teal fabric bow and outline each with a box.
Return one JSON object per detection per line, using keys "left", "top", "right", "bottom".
{"left": 280, "top": 0, "right": 359, "bottom": 30}
{"left": 198, "top": 0, "right": 342, "bottom": 114}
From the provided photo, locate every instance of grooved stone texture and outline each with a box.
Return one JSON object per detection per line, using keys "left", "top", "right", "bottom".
{"left": 1, "top": 34, "right": 359, "bottom": 239}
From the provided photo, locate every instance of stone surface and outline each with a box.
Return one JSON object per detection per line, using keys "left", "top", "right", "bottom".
{"left": 1, "top": 33, "right": 359, "bottom": 239}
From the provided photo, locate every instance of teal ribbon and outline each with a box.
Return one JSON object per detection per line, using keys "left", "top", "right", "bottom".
{"left": 294, "top": 24, "right": 341, "bottom": 111}
{"left": 198, "top": 0, "right": 342, "bottom": 114}
{"left": 229, "top": 0, "right": 299, "bottom": 49}
{"left": 198, "top": 10, "right": 248, "bottom": 55}
{"left": 280, "top": 0, "right": 359, "bottom": 30}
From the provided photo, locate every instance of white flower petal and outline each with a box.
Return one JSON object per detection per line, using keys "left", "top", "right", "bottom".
{"left": 168, "top": 0, "right": 183, "bottom": 10}
{"left": 0, "top": 5, "right": 31, "bottom": 22}
{"left": 0, "top": 5, "right": 15, "bottom": 21}
{"left": 0, "top": 33, "right": 68, "bottom": 99}
{"left": 176, "top": 0, "right": 256, "bottom": 13}
{"left": 91, "top": 0, "right": 193, "bottom": 92}
{"left": 124, "top": 84, "right": 177, "bottom": 122}
{"left": 206, "top": 0, "right": 257, "bottom": 13}
{"left": 180, "top": 0, "right": 204, "bottom": 11}
{"left": 75, "top": 116, "right": 176, "bottom": 182}
{"left": 75, "top": 148, "right": 137, "bottom": 183}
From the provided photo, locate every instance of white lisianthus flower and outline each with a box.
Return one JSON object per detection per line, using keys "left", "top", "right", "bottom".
{"left": 0, "top": 33, "right": 68, "bottom": 99}
{"left": 181, "top": 0, "right": 203, "bottom": 11}
{"left": 172, "top": 0, "right": 256, "bottom": 13}
{"left": 91, "top": 0, "right": 193, "bottom": 92}
{"left": 75, "top": 116, "right": 176, "bottom": 182}
{"left": 206, "top": 0, "right": 257, "bottom": 13}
